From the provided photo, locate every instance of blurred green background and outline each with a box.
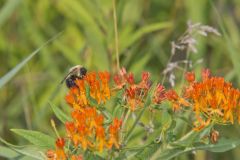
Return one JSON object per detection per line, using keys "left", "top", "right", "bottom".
{"left": 0, "top": 0, "right": 240, "bottom": 159}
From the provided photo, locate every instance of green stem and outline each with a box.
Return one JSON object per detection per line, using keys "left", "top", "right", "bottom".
{"left": 124, "top": 95, "right": 152, "bottom": 144}
{"left": 180, "top": 48, "right": 191, "bottom": 87}
{"left": 112, "top": 0, "right": 120, "bottom": 70}
{"left": 121, "top": 109, "right": 131, "bottom": 143}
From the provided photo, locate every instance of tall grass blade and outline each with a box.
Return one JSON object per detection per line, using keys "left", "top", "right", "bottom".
{"left": 0, "top": 32, "right": 63, "bottom": 89}
{"left": 0, "top": 0, "right": 21, "bottom": 27}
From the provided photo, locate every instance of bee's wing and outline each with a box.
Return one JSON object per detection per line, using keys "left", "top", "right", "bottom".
{"left": 60, "top": 74, "right": 69, "bottom": 84}
{"left": 60, "top": 68, "right": 79, "bottom": 84}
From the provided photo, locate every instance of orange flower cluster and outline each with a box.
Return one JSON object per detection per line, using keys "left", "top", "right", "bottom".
{"left": 65, "top": 71, "right": 111, "bottom": 109}
{"left": 184, "top": 69, "right": 240, "bottom": 130}
{"left": 66, "top": 107, "right": 122, "bottom": 152}
{"left": 47, "top": 71, "right": 122, "bottom": 159}
{"left": 64, "top": 72, "right": 122, "bottom": 152}
{"left": 113, "top": 68, "right": 151, "bottom": 111}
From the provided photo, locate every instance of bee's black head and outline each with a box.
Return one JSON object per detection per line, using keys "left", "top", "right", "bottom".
{"left": 79, "top": 67, "right": 87, "bottom": 78}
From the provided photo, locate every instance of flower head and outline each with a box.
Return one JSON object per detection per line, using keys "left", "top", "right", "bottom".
{"left": 184, "top": 69, "right": 240, "bottom": 130}
{"left": 65, "top": 107, "right": 122, "bottom": 152}
{"left": 46, "top": 138, "right": 66, "bottom": 160}
{"left": 65, "top": 71, "right": 112, "bottom": 110}
{"left": 113, "top": 69, "right": 152, "bottom": 111}
{"left": 153, "top": 84, "right": 166, "bottom": 104}
{"left": 56, "top": 138, "right": 65, "bottom": 148}
{"left": 185, "top": 71, "right": 195, "bottom": 83}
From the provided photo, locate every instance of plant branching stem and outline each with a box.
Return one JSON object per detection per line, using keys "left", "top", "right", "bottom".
{"left": 51, "top": 119, "right": 60, "bottom": 138}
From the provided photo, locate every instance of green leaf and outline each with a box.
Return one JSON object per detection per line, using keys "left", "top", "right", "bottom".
{"left": 120, "top": 22, "right": 172, "bottom": 52}
{"left": 0, "top": 145, "right": 20, "bottom": 159}
{"left": 150, "top": 146, "right": 184, "bottom": 160}
{"left": 129, "top": 53, "right": 151, "bottom": 74}
{"left": 12, "top": 146, "right": 45, "bottom": 160}
{"left": 211, "top": 1, "right": 240, "bottom": 82}
{"left": 0, "top": 32, "right": 62, "bottom": 89}
{"left": 58, "top": 0, "right": 109, "bottom": 70}
{"left": 87, "top": 153, "right": 105, "bottom": 160}
{"left": 49, "top": 102, "right": 71, "bottom": 123}
{"left": 18, "top": 156, "right": 40, "bottom": 160}
{"left": 171, "top": 124, "right": 213, "bottom": 147}
{"left": 150, "top": 138, "right": 240, "bottom": 160}
{"left": 11, "top": 129, "right": 55, "bottom": 148}
{"left": 135, "top": 143, "right": 160, "bottom": 160}
{"left": 160, "top": 110, "right": 172, "bottom": 130}
{"left": 193, "top": 138, "right": 240, "bottom": 152}
{"left": 0, "top": 137, "right": 45, "bottom": 160}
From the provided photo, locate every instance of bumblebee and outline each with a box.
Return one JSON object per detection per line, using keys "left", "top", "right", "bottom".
{"left": 61, "top": 65, "right": 87, "bottom": 88}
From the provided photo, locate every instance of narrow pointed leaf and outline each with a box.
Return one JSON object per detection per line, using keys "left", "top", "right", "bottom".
{"left": 49, "top": 102, "right": 71, "bottom": 123}
{"left": 11, "top": 129, "right": 55, "bottom": 148}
